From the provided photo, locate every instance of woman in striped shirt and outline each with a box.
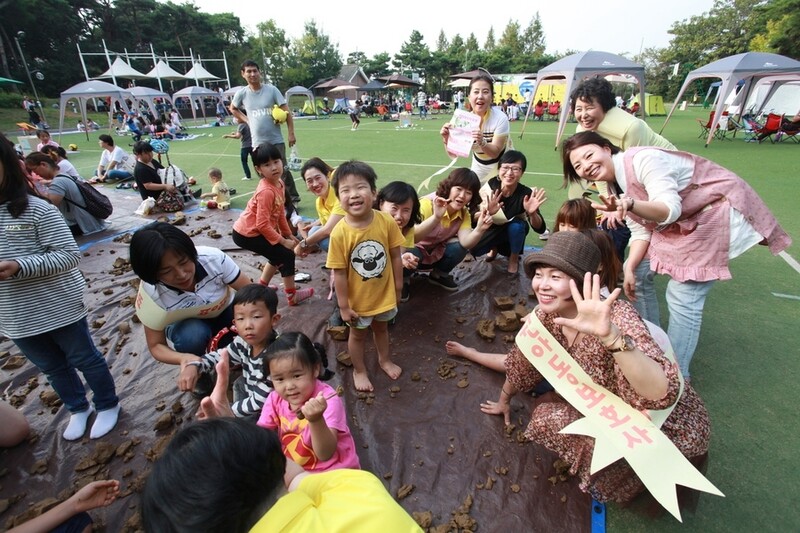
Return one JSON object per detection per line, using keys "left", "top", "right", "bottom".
{"left": 0, "top": 134, "right": 119, "bottom": 441}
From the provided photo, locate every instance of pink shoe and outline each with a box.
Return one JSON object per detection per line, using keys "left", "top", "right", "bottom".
{"left": 286, "top": 287, "right": 314, "bottom": 306}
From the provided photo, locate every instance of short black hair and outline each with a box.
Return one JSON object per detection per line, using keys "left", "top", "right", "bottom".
{"left": 232, "top": 283, "right": 278, "bottom": 315}
{"left": 570, "top": 77, "right": 616, "bottom": 113}
{"left": 252, "top": 143, "right": 283, "bottom": 167}
{"left": 133, "top": 140, "right": 153, "bottom": 155}
{"left": 378, "top": 181, "right": 422, "bottom": 228}
{"left": 499, "top": 150, "right": 527, "bottom": 172}
{"left": 264, "top": 331, "right": 327, "bottom": 374}
{"left": 561, "top": 131, "right": 621, "bottom": 186}
{"left": 98, "top": 134, "right": 114, "bottom": 146}
{"left": 240, "top": 59, "right": 260, "bottom": 72}
{"left": 129, "top": 222, "right": 199, "bottom": 285}
{"left": 141, "top": 418, "right": 285, "bottom": 533}
{"left": 331, "top": 160, "right": 377, "bottom": 197}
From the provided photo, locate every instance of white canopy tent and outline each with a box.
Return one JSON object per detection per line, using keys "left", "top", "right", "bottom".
{"left": 736, "top": 73, "right": 800, "bottom": 116}
{"left": 521, "top": 51, "right": 646, "bottom": 149}
{"left": 173, "top": 85, "right": 221, "bottom": 123}
{"left": 58, "top": 80, "right": 132, "bottom": 140}
{"left": 128, "top": 86, "right": 173, "bottom": 119}
{"left": 184, "top": 62, "right": 219, "bottom": 84}
{"left": 97, "top": 57, "right": 152, "bottom": 85}
{"left": 145, "top": 60, "right": 187, "bottom": 92}
{"left": 223, "top": 85, "right": 245, "bottom": 99}
{"left": 661, "top": 52, "right": 800, "bottom": 146}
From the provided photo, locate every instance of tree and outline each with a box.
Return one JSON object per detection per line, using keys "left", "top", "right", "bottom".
{"left": 750, "top": 0, "right": 800, "bottom": 58}
{"left": 394, "top": 30, "right": 431, "bottom": 79}
{"left": 436, "top": 30, "right": 448, "bottom": 52}
{"left": 484, "top": 28, "right": 496, "bottom": 51}
{"left": 283, "top": 21, "right": 341, "bottom": 90}
{"left": 252, "top": 20, "right": 290, "bottom": 89}
{"left": 521, "top": 13, "right": 546, "bottom": 56}
{"left": 363, "top": 52, "right": 391, "bottom": 78}
{"left": 347, "top": 51, "right": 367, "bottom": 65}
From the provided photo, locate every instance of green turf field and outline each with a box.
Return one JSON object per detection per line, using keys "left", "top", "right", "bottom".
{"left": 13, "top": 106, "right": 800, "bottom": 531}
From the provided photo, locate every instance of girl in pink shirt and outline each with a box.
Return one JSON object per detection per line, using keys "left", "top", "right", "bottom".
{"left": 257, "top": 332, "right": 360, "bottom": 472}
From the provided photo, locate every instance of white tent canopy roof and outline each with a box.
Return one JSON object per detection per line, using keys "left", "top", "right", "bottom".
{"left": 285, "top": 85, "right": 316, "bottom": 114}
{"left": 146, "top": 60, "right": 187, "bottom": 81}
{"left": 661, "top": 52, "right": 800, "bottom": 146}
{"left": 97, "top": 57, "right": 151, "bottom": 80}
{"left": 184, "top": 62, "right": 219, "bottom": 81}
{"left": 523, "top": 51, "right": 646, "bottom": 148}
{"left": 172, "top": 85, "right": 221, "bottom": 122}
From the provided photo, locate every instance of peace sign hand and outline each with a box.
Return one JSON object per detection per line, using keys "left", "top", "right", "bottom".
{"left": 552, "top": 273, "right": 622, "bottom": 339}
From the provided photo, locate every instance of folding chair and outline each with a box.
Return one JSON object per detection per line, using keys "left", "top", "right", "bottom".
{"left": 778, "top": 120, "right": 800, "bottom": 144}
{"left": 757, "top": 113, "right": 783, "bottom": 144}
{"left": 696, "top": 111, "right": 715, "bottom": 138}
{"left": 742, "top": 116, "right": 761, "bottom": 142}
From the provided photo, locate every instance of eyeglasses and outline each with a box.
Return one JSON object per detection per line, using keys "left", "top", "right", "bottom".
{"left": 499, "top": 165, "right": 523, "bottom": 174}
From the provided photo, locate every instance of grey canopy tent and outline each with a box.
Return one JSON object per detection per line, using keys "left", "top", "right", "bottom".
{"left": 661, "top": 52, "right": 800, "bottom": 146}
{"left": 172, "top": 85, "right": 221, "bottom": 123}
{"left": 58, "top": 80, "right": 132, "bottom": 141}
{"left": 128, "top": 86, "right": 173, "bottom": 119}
{"left": 359, "top": 79, "right": 387, "bottom": 92}
{"left": 521, "top": 51, "right": 646, "bottom": 149}
{"left": 285, "top": 85, "right": 316, "bottom": 117}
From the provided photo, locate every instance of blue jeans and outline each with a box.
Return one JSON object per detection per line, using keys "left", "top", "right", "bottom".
{"left": 665, "top": 278, "right": 715, "bottom": 379}
{"left": 632, "top": 258, "right": 661, "bottom": 327}
{"left": 308, "top": 225, "right": 330, "bottom": 252}
{"left": 410, "top": 241, "right": 468, "bottom": 274}
{"left": 12, "top": 317, "right": 119, "bottom": 413}
{"left": 165, "top": 304, "right": 235, "bottom": 356}
{"left": 471, "top": 219, "right": 528, "bottom": 257}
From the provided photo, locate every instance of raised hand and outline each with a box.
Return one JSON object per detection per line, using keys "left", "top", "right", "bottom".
{"left": 553, "top": 273, "right": 622, "bottom": 339}
{"left": 197, "top": 351, "right": 234, "bottom": 419}
{"left": 523, "top": 187, "right": 548, "bottom": 215}
{"left": 486, "top": 189, "right": 504, "bottom": 216}
{"left": 432, "top": 195, "right": 448, "bottom": 219}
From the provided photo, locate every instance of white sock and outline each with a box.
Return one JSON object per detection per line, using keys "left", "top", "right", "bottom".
{"left": 63, "top": 407, "right": 94, "bottom": 441}
{"left": 90, "top": 405, "right": 121, "bottom": 439}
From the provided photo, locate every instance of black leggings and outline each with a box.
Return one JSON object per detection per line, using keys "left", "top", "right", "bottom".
{"left": 232, "top": 230, "right": 295, "bottom": 277}
{"left": 240, "top": 147, "right": 253, "bottom": 179}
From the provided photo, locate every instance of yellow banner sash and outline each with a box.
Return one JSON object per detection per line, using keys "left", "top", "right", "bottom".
{"left": 134, "top": 284, "right": 232, "bottom": 331}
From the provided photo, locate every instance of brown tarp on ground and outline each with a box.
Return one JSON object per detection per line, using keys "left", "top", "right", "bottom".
{"left": 0, "top": 190, "right": 591, "bottom": 532}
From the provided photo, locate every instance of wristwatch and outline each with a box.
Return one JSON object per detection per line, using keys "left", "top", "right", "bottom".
{"left": 607, "top": 334, "right": 636, "bottom": 353}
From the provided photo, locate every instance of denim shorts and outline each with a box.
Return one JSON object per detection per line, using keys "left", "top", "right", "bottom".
{"left": 352, "top": 307, "right": 397, "bottom": 329}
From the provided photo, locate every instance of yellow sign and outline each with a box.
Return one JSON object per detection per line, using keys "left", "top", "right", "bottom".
{"left": 515, "top": 313, "right": 723, "bottom": 521}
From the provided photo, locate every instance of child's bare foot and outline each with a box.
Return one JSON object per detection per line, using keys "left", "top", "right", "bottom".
{"left": 353, "top": 370, "right": 374, "bottom": 392}
{"left": 446, "top": 340, "right": 474, "bottom": 360}
{"left": 380, "top": 360, "right": 402, "bottom": 380}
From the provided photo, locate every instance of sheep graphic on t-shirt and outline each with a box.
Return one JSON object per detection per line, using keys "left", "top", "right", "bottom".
{"left": 350, "top": 240, "right": 387, "bottom": 281}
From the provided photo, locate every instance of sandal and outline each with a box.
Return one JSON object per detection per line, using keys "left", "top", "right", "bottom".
{"left": 285, "top": 287, "right": 314, "bottom": 306}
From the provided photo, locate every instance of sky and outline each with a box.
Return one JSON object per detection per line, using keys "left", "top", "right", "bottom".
{"left": 190, "top": 0, "right": 716, "bottom": 61}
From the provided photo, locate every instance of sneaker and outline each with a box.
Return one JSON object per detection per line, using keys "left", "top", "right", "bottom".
{"left": 539, "top": 229, "right": 551, "bottom": 241}
{"left": 242, "top": 176, "right": 252, "bottom": 180}
{"left": 400, "top": 282, "right": 410, "bottom": 303}
{"left": 428, "top": 272, "right": 458, "bottom": 291}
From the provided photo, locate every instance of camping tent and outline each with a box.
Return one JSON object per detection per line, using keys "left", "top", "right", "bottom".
{"left": 172, "top": 85, "right": 221, "bottom": 122}
{"left": 522, "top": 51, "right": 646, "bottom": 149}
{"left": 285, "top": 85, "right": 316, "bottom": 117}
{"left": 58, "top": 80, "right": 132, "bottom": 140}
{"left": 661, "top": 52, "right": 800, "bottom": 146}
{"left": 128, "top": 86, "right": 173, "bottom": 119}
{"left": 629, "top": 93, "right": 667, "bottom": 116}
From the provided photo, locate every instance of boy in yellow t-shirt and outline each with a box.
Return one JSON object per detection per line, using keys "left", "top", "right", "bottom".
{"left": 325, "top": 161, "right": 404, "bottom": 392}
{"left": 200, "top": 167, "right": 231, "bottom": 204}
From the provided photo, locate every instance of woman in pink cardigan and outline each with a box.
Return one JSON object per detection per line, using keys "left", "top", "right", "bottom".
{"left": 561, "top": 131, "right": 791, "bottom": 380}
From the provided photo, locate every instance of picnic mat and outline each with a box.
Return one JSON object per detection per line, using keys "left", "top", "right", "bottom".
{"left": 0, "top": 201, "right": 591, "bottom": 532}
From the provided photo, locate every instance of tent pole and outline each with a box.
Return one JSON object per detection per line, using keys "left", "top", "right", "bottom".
{"left": 102, "top": 39, "right": 116, "bottom": 87}
{"left": 77, "top": 43, "right": 90, "bottom": 82}
{"left": 150, "top": 44, "right": 163, "bottom": 93}
{"left": 223, "top": 51, "right": 230, "bottom": 89}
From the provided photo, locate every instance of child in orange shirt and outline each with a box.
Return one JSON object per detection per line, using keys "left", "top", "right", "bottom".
{"left": 231, "top": 143, "right": 313, "bottom": 306}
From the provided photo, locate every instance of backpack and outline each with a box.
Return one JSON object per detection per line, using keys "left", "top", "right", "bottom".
{"left": 58, "top": 174, "right": 113, "bottom": 219}
{"left": 159, "top": 164, "right": 194, "bottom": 203}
